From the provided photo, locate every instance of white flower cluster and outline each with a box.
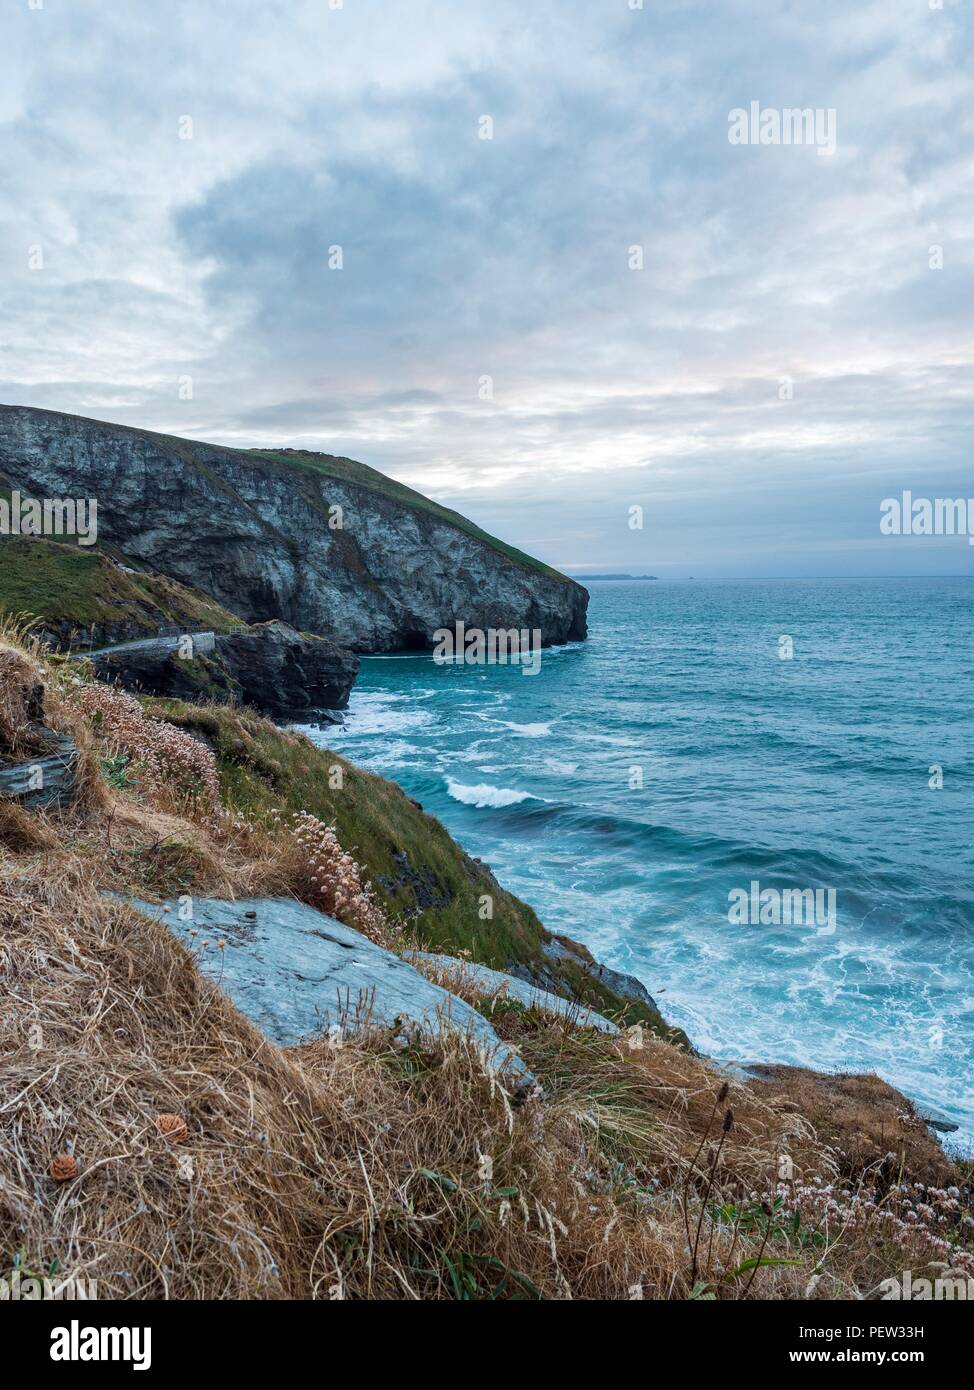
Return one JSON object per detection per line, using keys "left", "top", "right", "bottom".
{"left": 283, "top": 810, "right": 393, "bottom": 946}
{"left": 75, "top": 683, "right": 219, "bottom": 811}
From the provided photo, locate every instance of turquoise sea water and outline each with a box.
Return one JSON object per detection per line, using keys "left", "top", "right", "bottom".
{"left": 300, "top": 578, "right": 974, "bottom": 1140}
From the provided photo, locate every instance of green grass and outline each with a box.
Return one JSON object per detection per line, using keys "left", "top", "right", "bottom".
{"left": 0, "top": 536, "right": 243, "bottom": 635}
{"left": 146, "top": 696, "right": 676, "bottom": 1037}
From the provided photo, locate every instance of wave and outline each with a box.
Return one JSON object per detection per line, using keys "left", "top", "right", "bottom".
{"left": 445, "top": 777, "right": 544, "bottom": 809}
{"left": 433, "top": 790, "right": 974, "bottom": 923}
{"left": 332, "top": 694, "right": 435, "bottom": 737}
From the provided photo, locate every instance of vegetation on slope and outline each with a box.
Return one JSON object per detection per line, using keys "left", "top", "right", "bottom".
{"left": 0, "top": 535, "right": 243, "bottom": 639}
{"left": 144, "top": 696, "right": 675, "bottom": 1037}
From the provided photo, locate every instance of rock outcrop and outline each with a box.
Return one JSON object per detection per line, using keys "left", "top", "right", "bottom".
{"left": 406, "top": 951, "right": 619, "bottom": 1033}
{"left": 0, "top": 405, "right": 589, "bottom": 653}
{"left": 124, "top": 895, "right": 534, "bottom": 1086}
{"left": 214, "top": 622, "right": 358, "bottom": 714}
{"left": 505, "top": 931, "right": 661, "bottom": 1014}
{"left": 82, "top": 621, "right": 358, "bottom": 714}
{"left": 0, "top": 730, "right": 77, "bottom": 810}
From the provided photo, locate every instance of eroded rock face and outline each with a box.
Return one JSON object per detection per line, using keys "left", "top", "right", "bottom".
{"left": 0, "top": 405, "right": 589, "bottom": 653}
{"left": 215, "top": 621, "right": 358, "bottom": 713}
{"left": 80, "top": 621, "right": 358, "bottom": 713}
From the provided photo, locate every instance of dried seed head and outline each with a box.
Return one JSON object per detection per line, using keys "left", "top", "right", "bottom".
{"left": 722, "top": 1109, "right": 734, "bottom": 1134}
{"left": 157, "top": 1113, "right": 189, "bottom": 1143}
{"left": 717, "top": 1082, "right": 729, "bottom": 1104}
{"left": 50, "top": 1153, "right": 79, "bottom": 1182}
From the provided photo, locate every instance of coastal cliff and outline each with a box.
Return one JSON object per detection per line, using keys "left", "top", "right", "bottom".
{"left": 0, "top": 405, "right": 588, "bottom": 653}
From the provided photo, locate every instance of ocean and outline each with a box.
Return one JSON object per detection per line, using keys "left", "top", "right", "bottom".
{"left": 299, "top": 577, "right": 974, "bottom": 1140}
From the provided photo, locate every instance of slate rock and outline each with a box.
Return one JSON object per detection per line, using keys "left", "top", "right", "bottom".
{"left": 0, "top": 732, "right": 78, "bottom": 810}
{"left": 123, "top": 895, "right": 532, "bottom": 1085}
{"left": 406, "top": 951, "right": 619, "bottom": 1034}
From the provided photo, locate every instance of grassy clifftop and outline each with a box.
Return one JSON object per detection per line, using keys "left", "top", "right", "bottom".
{"left": 0, "top": 536, "right": 243, "bottom": 639}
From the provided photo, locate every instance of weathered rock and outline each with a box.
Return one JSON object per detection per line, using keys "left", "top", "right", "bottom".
{"left": 0, "top": 405, "right": 589, "bottom": 653}
{"left": 912, "top": 1103, "right": 960, "bottom": 1135}
{"left": 506, "top": 932, "right": 659, "bottom": 1013}
{"left": 0, "top": 731, "right": 77, "bottom": 810}
{"left": 215, "top": 621, "right": 358, "bottom": 713}
{"left": 550, "top": 937, "right": 660, "bottom": 1011}
{"left": 79, "top": 621, "right": 358, "bottom": 714}
{"left": 406, "top": 951, "right": 619, "bottom": 1033}
{"left": 123, "top": 895, "right": 533, "bottom": 1085}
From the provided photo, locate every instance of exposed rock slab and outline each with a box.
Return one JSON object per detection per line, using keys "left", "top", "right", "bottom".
{"left": 406, "top": 951, "right": 619, "bottom": 1034}
{"left": 123, "top": 895, "right": 532, "bottom": 1084}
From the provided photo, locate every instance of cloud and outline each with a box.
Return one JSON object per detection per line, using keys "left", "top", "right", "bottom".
{"left": 1, "top": 0, "right": 972, "bottom": 574}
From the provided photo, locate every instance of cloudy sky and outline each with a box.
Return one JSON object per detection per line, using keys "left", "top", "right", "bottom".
{"left": 1, "top": 0, "right": 972, "bottom": 576}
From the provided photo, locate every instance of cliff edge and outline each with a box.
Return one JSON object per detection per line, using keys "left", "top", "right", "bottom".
{"left": 0, "top": 405, "right": 588, "bottom": 653}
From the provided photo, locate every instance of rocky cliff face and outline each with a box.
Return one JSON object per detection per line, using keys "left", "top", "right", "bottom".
{"left": 84, "top": 622, "right": 358, "bottom": 715}
{"left": 0, "top": 406, "right": 588, "bottom": 653}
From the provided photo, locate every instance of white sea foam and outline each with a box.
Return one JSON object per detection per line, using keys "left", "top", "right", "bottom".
{"left": 336, "top": 694, "right": 434, "bottom": 737}
{"left": 445, "top": 777, "right": 539, "bottom": 809}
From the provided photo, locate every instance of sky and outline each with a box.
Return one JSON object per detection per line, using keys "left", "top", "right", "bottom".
{"left": 1, "top": 0, "right": 972, "bottom": 577}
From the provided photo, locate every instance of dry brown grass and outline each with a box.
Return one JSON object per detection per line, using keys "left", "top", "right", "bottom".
{"left": 0, "top": 796, "right": 59, "bottom": 854}
{"left": 744, "top": 1064, "right": 956, "bottom": 1188}
{"left": 2, "top": 841, "right": 972, "bottom": 1300}
{"left": 0, "top": 860, "right": 683, "bottom": 1299}
{"left": 0, "top": 641, "right": 50, "bottom": 761}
